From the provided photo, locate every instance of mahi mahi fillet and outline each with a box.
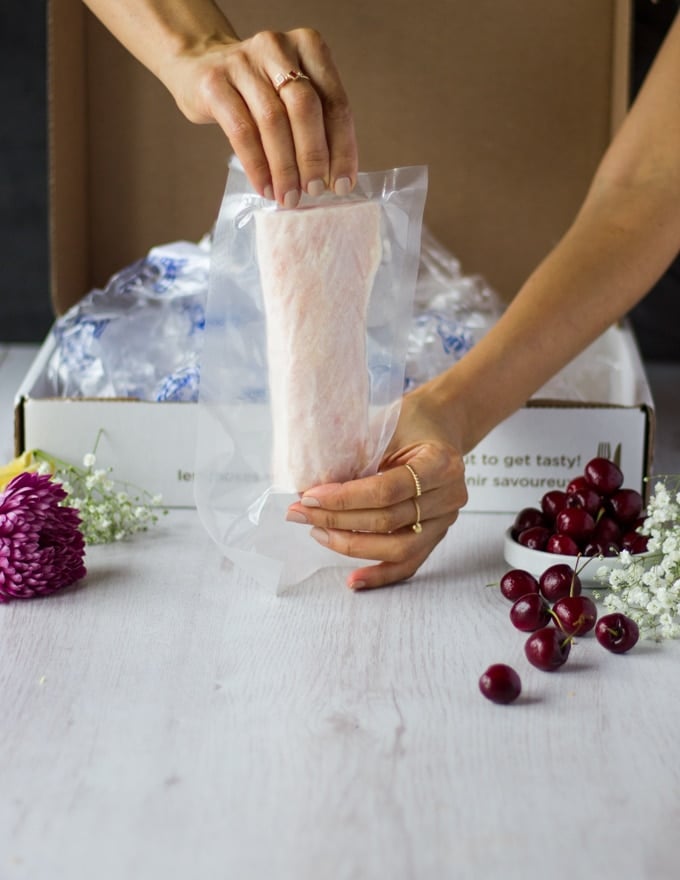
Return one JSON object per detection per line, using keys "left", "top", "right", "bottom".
{"left": 255, "top": 200, "right": 382, "bottom": 492}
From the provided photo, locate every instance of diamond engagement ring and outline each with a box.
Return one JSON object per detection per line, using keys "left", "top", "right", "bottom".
{"left": 273, "top": 69, "right": 311, "bottom": 93}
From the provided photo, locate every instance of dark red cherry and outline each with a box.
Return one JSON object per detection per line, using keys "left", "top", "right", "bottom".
{"left": 555, "top": 508, "right": 595, "bottom": 543}
{"left": 479, "top": 664, "right": 522, "bottom": 704}
{"left": 584, "top": 457, "right": 624, "bottom": 496}
{"left": 566, "top": 475, "right": 590, "bottom": 495}
{"left": 541, "top": 490, "right": 568, "bottom": 522}
{"left": 566, "top": 487, "right": 602, "bottom": 517}
{"left": 510, "top": 593, "right": 551, "bottom": 632}
{"left": 595, "top": 613, "right": 640, "bottom": 653}
{"left": 593, "top": 516, "right": 622, "bottom": 548}
{"left": 621, "top": 531, "right": 649, "bottom": 554}
{"left": 500, "top": 569, "right": 540, "bottom": 602}
{"left": 552, "top": 595, "right": 598, "bottom": 636}
{"left": 606, "top": 489, "right": 644, "bottom": 526}
{"left": 512, "top": 507, "right": 547, "bottom": 535}
{"left": 539, "top": 563, "right": 582, "bottom": 602}
{"left": 546, "top": 533, "right": 580, "bottom": 556}
{"left": 524, "top": 627, "right": 572, "bottom": 671}
{"left": 516, "top": 526, "right": 551, "bottom": 551}
{"left": 583, "top": 541, "right": 618, "bottom": 557}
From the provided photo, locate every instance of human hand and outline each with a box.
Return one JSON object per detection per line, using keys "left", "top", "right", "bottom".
{"left": 165, "top": 27, "right": 358, "bottom": 206}
{"left": 285, "top": 383, "right": 468, "bottom": 590}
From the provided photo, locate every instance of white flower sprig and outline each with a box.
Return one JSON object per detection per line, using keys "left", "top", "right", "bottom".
{"left": 33, "top": 447, "right": 166, "bottom": 545}
{"left": 595, "top": 476, "right": 680, "bottom": 640}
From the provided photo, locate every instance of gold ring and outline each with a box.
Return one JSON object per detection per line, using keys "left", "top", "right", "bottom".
{"left": 412, "top": 498, "right": 423, "bottom": 534}
{"left": 404, "top": 463, "right": 422, "bottom": 498}
{"left": 273, "top": 69, "right": 311, "bottom": 93}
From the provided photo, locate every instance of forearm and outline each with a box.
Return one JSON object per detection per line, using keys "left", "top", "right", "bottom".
{"left": 435, "top": 180, "right": 680, "bottom": 455}
{"left": 433, "top": 14, "right": 680, "bottom": 455}
{"left": 81, "top": 0, "right": 238, "bottom": 86}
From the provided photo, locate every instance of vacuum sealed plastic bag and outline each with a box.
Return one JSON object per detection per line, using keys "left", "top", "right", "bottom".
{"left": 195, "top": 159, "right": 427, "bottom": 591}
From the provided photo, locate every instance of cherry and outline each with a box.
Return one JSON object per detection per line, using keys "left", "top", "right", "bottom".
{"left": 555, "top": 508, "right": 595, "bottom": 543}
{"left": 479, "top": 664, "right": 522, "bottom": 704}
{"left": 606, "top": 489, "right": 644, "bottom": 526}
{"left": 552, "top": 595, "right": 598, "bottom": 636}
{"left": 545, "top": 533, "right": 580, "bottom": 556}
{"left": 541, "top": 490, "right": 568, "bottom": 522}
{"left": 516, "top": 526, "right": 551, "bottom": 551}
{"left": 595, "top": 613, "right": 640, "bottom": 653}
{"left": 593, "top": 516, "right": 622, "bottom": 548}
{"left": 500, "top": 569, "right": 540, "bottom": 602}
{"left": 582, "top": 541, "right": 617, "bottom": 558}
{"left": 621, "top": 530, "right": 649, "bottom": 554}
{"left": 524, "top": 627, "right": 572, "bottom": 671}
{"left": 584, "top": 457, "right": 623, "bottom": 496}
{"left": 566, "top": 475, "right": 590, "bottom": 495}
{"left": 566, "top": 487, "right": 602, "bottom": 517}
{"left": 539, "top": 563, "right": 582, "bottom": 601}
{"left": 510, "top": 593, "right": 552, "bottom": 632}
{"left": 512, "top": 507, "right": 547, "bottom": 537}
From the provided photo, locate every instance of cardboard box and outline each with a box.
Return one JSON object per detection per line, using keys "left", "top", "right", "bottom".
{"left": 14, "top": 323, "right": 654, "bottom": 512}
{"left": 20, "top": 0, "right": 650, "bottom": 512}
{"left": 14, "top": 334, "right": 199, "bottom": 507}
{"left": 49, "top": 0, "right": 631, "bottom": 311}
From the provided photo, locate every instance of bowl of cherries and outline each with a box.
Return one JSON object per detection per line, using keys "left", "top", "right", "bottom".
{"left": 503, "top": 456, "right": 652, "bottom": 584}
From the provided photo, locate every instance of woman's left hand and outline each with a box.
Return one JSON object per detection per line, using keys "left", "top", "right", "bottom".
{"left": 285, "top": 382, "right": 468, "bottom": 590}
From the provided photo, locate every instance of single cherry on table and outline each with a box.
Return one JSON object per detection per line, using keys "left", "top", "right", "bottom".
{"left": 524, "top": 627, "right": 572, "bottom": 671}
{"left": 595, "top": 613, "right": 640, "bottom": 653}
{"left": 479, "top": 664, "right": 522, "bottom": 704}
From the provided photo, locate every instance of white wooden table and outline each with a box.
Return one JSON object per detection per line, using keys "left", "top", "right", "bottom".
{"left": 1, "top": 345, "right": 679, "bottom": 880}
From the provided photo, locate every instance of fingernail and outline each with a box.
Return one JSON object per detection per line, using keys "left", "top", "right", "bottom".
{"left": 285, "top": 510, "right": 308, "bottom": 524}
{"left": 307, "top": 178, "right": 326, "bottom": 197}
{"left": 264, "top": 184, "right": 275, "bottom": 201}
{"left": 349, "top": 580, "right": 367, "bottom": 591}
{"left": 283, "top": 189, "right": 300, "bottom": 209}
{"left": 301, "top": 495, "right": 321, "bottom": 508}
{"left": 311, "top": 526, "right": 329, "bottom": 545}
{"left": 334, "top": 177, "right": 352, "bottom": 197}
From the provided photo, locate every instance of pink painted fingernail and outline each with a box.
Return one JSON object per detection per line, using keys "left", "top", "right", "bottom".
{"left": 307, "top": 178, "right": 325, "bottom": 197}
{"left": 301, "top": 496, "right": 321, "bottom": 508}
{"left": 286, "top": 510, "right": 308, "bottom": 524}
{"left": 283, "top": 189, "right": 300, "bottom": 209}
{"left": 311, "top": 527, "right": 329, "bottom": 545}
{"left": 264, "top": 184, "right": 275, "bottom": 201}
{"left": 334, "top": 177, "right": 352, "bottom": 197}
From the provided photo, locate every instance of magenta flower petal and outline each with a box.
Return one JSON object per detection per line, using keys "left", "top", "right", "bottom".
{"left": 0, "top": 472, "right": 86, "bottom": 603}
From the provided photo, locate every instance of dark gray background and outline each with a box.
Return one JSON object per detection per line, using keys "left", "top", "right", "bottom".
{"left": 0, "top": 0, "right": 678, "bottom": 358}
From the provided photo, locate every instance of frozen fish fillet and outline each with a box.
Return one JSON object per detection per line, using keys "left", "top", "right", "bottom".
{"left": 255, "top": 200, "right": 382, "bottom": 492}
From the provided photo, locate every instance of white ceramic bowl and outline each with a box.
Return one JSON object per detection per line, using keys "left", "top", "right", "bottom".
{"left": 502, "top": 527, "right": 654, "bottom": 586}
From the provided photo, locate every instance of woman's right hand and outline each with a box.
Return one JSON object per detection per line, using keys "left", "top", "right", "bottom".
{"left": 165, "top": 26, "right": 358, "bottom": 206}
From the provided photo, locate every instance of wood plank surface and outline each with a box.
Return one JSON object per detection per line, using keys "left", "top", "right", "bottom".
{"left": 0, "top": 347, "right": 678, "bottom": 880}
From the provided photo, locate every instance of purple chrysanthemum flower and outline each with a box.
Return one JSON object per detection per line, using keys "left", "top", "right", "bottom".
{"left": 0, "top": 472, "right": 86, "bottom": 603}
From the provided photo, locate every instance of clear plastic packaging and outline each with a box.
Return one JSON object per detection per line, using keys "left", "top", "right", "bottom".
{"left": 404, "top": 228, "right": 505, "bottom": 391}
{"left": 43, "top": 224, "right": 504, "bottom": 405}
{"left": 45, "top": 240, "right": 209, "bottom": 401}
{"left": 194, "top": 159, "right": 428, "bottom": 591}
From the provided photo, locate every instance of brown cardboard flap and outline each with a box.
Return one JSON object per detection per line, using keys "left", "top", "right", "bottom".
{"left": 49, "top": 0, "right": 630, "bottom": 313}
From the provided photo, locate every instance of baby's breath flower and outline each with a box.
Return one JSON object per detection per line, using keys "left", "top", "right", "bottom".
{"left": 595, "top": 474, "right": 680, "bottom": 641}
{"left": 31, "top": 447, "right": 166, "bottom": 545}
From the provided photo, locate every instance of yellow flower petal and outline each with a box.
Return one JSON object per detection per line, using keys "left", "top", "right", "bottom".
{"left": 0, "top": 450, "right": 38, "bottom": 491}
